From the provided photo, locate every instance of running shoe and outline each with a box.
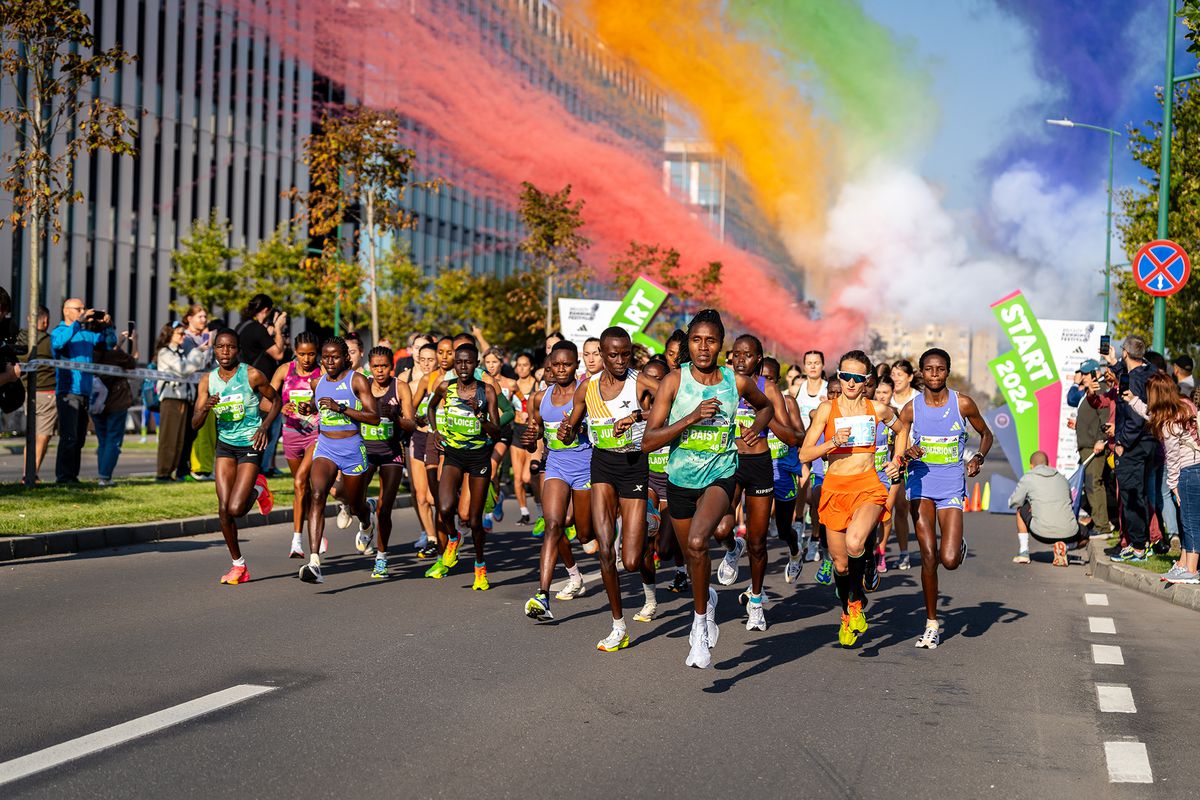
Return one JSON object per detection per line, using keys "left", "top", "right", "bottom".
{"left": 837, "top": 613, "right": 858, "bottom": 647}
{"left": 254, "top": 474, "right": 274, "bottom": 516}
{"left": 219, "top": 564, "right": 250, "bottom": 585}
{"left": 1166, "top": 570, "right": 1200, "bottom": 585}
{"left": 804, "top": 538, "right": 820, "bottom": 562}
{"left": 1052, "top": 541, "right": 1068, "bottom": 567}
{"left": 815, "top": 557, "right": 833, "bottom": 585}
{"left": 442, "top": 536, "right": 461, "bottom": 568}
{"left": 1012, "top": 552, "right": 1031, "bottom": 564}
{"left": 482, "top": 513, "right": 494, "bottom": 532}
{"left": 582, "top": 539, "right": 599, "bottom": 555}
{"left": 472, "top": 565, "right": 489, "bottom": 591}
{"left": 1161, "top": 564, "right": 1187, "bottom": 582}
{"left": 555, "top": 578, "right": 586, "bottom": 600}
{"left": 737, "top": 585, "right": 767, "bottom": 608}
{"left": 633, "top": 602, "right": 657, "bottom": 622}
{"left": 915, "top": 625, "right": 940, "bottom": 649}
{"left": 298, "top": 563, "right": 323, "bottom": 584}
{"left": 745, "top": 601, "right": 767, "bottom": 632}
{"left": 336, "top": 502, "right": 353, "bottom": 529}
{"left": 847, "top": 600, "right": 868, "bottom": 634}
{"left": 959, "top": 536, "right": 967, "bottom": 564}
{"left": 717, "top": 536, "right": 746, "bottom": 585}
{"left": 424, "top": 558, "right": 448, "bottom": 579}
{"left": 669, "top": 570, "right": 690, "bottom": 593}
{"left": 289, "top": 543, "right": 305, "bottom": 559}
{"left": 685, "top": 622, "right": 712, "bottom": 668}
{"left": 519, "top": 512, "right": 532, "bottom": 526}
{"left": 1152, "top": 539, "right": 1172, "bottom": 556}
{"left": 414, "top": 532, "right": 428, "bottom": 551}
{"left": 371, "top": 557, "right": 388, "bottom": 579}
{"left": 418, "top": 543, "right": 439, "bottom": 560}
{"left": 705, "top": 586, "right": 720, "bottom": 648}
{"left": 1110, "top": 546, "right": 1147, "bottom": 563}
{"left": 492, "top": 488, "right": 506, "bottom": 522}
{"left": 525, "top": 591, "right": 553, "bottom": 621}
{"left": 876, "top": 549, "right": 888, "bottom": 575}
{"left": 531, "top": 517, "right": 546, "bottom": 537}
{"left": 596, "top": 627, "right": 630, "bottom": 652}
{"left": 565, "top": 524, "right": 577, "bottom": 541}
{"left": 897, "top": 553, "right": 911, "bottom": 571}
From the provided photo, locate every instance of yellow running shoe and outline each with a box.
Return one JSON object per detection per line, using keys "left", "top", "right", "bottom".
{"left": 442, "top": 537, "right": 460, "bottom": 568}
{"left": 596, "top": 627, "right": 630, "bottom": 652}
{"left": 838, "top": 613, "right": 859, "bottom": 647}
{"left": 472, "top": 566, "right": 489, "bottom": 591}
{"left": 847, "top": 600, "right": 868, "bottom": 634}
{"left": 424, "top": 558, "right": 448, "bottom": 579}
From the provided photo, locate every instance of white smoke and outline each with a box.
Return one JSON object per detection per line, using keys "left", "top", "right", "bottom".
{"left": 818, "top": 160, "right": 1112, "bottom": 324}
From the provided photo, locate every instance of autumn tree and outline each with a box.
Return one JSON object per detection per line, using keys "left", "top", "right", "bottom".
{"left": 517, "top": 182, "right": 590, "bottom": 334}
{"left": 0, "top": 1, "right": 137, "bottom": 352}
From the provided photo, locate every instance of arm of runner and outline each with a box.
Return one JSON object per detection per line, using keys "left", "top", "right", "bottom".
{"left": 479, "top": 384, "right": 502, "bottom": 440}
{"left": 556, "top": 380, "right": 589, "bottom": 445}
{"left": 248, "top": 367, "right": 281, "bottom": 451}
{"left": 642, "top": 370, "right": 712, "bottom": 452}
{"left": 395, "top": 380, "right": 417, "bottom": 433}
{"left": 736, "top": 373, "right": 774, "bottom": 447}
{"left": 887, "top": 402, "right": 916, "bottom": 479}
{"left": 428, "top": 381, "right": 447, "bottom": 448}
{"left": 770, "top": 393, "right": 804, "bottom": 446}
{"left": 960, "top": 393, "right": 993, "bottom": 478}
{"left": 798, "top": 401, "right": 836, "bottom": 463}
{"left": 192, "top": 373, "right": 215, "bottom": 430}
{"left": 524, "top": 389, "right": 544, "bottom": 448}
{"left": 271, "top": 363, "right": 294, "bottom": 418}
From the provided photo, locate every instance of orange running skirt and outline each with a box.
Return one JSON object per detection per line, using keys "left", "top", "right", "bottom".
{"left": 818, "top": 471, "right": 890, "bottom": 532}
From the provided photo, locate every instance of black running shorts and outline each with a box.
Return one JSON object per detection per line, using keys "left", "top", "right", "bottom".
{"left": 590, "top": 448, "right": 648, "bottom": 500}
{"left": 667, "top": 477, "right": 736, "bottom": 521}
{"left": 443, "top": 445, "right": 492, "bottom": 479}
{"left": 736, "top": 451, "right": 775, "bottom": 497}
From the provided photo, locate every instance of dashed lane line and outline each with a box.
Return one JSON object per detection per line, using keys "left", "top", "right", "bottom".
{"left": 1088, "top": 616, "right": 1116, "bottom": 634}
{"left": 1084, "top": 593, "right": 1109, "bottom": 606}
{"left": 1104, "top": 741, "right": 1153, "bottom": 783}
{"left": 1092, "top": 644, "right": 1125, "bottom": 665}
{"left": 1095, "top": 684, "right": 1136, "bottom": 713}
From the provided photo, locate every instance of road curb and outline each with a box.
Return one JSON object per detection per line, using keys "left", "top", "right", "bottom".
{"left": 1087, "top": 539, "right": 1200, "bottom": 612}
{"left": 0, "top": 495, "right": 414, "bottom": 563}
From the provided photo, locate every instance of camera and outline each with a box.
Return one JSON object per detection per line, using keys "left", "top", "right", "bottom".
{"left": 83, "top": 310, "right": 112, "bottom": 333}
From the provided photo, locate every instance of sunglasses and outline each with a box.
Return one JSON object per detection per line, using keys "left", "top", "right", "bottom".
{"left": 837, "top": 371, "right": 868, "bottom": 384}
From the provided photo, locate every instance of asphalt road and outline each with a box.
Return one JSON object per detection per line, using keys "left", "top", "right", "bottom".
{"left": 2, "top": 492, "right": 1197, "bottom": 798}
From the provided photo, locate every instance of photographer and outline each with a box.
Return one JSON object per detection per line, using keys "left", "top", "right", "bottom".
{"left": 1103, "top": 335, "right": 1158, "bottom": 562}
{"left": 50, "top": 298, "right": 117, "bottom": 484}
{"left": 236, "top": 294, "right": 286, "bottom": 475}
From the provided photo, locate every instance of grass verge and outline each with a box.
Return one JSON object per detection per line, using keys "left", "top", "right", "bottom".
{"left": 1105, "top": 533, "right": 1178, "bottom": 575}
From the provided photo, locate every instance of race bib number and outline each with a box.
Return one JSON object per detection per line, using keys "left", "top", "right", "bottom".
{"left": 319, "top": 404, "right": 353, "bottom": 428}
{"left": 648, "top": 446, "right": 669, "bottom": 471}
{"left": 589, "top": 420, "right": 632, "bottom": 450}
{"left": 445, "top": 406, "right": 481, "bottom": 436}
{"left": 214, "top": 394, "right": 245, "bottom": 423}
{"left": 834, "top": 415, "right": 875, "bottom": 448}
{"left": 768, "top": 431, "right": 788, "bottom": 460}
{"left": 679, "top": 417, "right": 731, "bottom": 454}
{"left": 919, "top": 435, "right": 960, "bottom": 465}
{"left": 545, "top": 426, "right": 576, "bottom": 450}
{"left": 735, "top": 411, "right": 755, "bottom": 431}
{"left": 416, "top": 396, "right": 431, "bottom": 417}
{"left": 362, "top": 419, "right": 394, "bottom": 441}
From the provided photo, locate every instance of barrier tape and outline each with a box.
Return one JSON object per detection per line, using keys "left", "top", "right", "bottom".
{"left": 24, "top": 358, "right": 203, "bottom": 384}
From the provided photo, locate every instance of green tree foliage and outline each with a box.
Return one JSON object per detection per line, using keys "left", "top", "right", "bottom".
{"left": 305, "top": 254, "right": 366, "bottom": 335}
{"left": 240, "top": 226, "right": 312, "bottom": 318}
{"left": 1116, "top": 82, "right": 1200, "bottom": 361}
{"left": 0, "top": 0, "right": 137, "bottom": 352}
{"left": 170, "top": 213, "right": 243, "bottom": 315}
{"left": 376, "top": 245, "right": 429, "bottom": 342}
{"left": 610, "top": 241, "right": 723, "bottom": 340}
{"left": 517, "top": 182, "right": 590, "bottom": 333}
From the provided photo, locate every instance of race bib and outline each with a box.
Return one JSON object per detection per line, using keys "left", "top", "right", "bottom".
{"left": 679, "top": 417, "right": 731, "bottom": 454}
{"left": 319, "top": 404, "right": 353, "bottom": 427}
{"left": 874, "top": 445, "right": 888, "bottom": 473}
{"left": 648, "top": 446, "right": 669, "bottom": 472}
{"left": 919, "top": 435, "right": 960, "bottom": 465}
{"left": 362, "top": 419, "right": 394, "bottom": 441}
{"left": 214, "top": 393, "right": 245, "bottom": 423}
{"left": 767, "top": 431, "right": 788, "bottom": 459}
{"left": 445, "top": 406, "right": 481, "bottom": 436}
{"left": 416, "top": 395, "right": 431, "bottom": 417}
{"left": 588, "top": 419, "right": 632, "bottom": 450}
{"left": 735, "top": 410, "right": 755, "bottom": 431}
{"left": 545, "top": 425, "right": 577, "bottom": 450}
{"left": 834, "top": 415, "right": 875, "bottom": 448}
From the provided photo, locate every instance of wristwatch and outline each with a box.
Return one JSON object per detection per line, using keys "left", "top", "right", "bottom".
{"left": 337, "top": 402, "right": 347, "bottom": 414}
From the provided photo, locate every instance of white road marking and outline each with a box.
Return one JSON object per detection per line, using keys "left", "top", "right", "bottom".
{"left": 1096, "top": 684, "right": 1137, "bottom": 713}
{"left": 0, "top": 684, "right": 276, "bottom": 787}
{"left": 1084, "top": 593, "right": 1109, "bottom": 606}
{"left": 1092, "top": 644, "right": 1125, "bottom": 665}
{"left": 1104, "top": 741, "right": 1153, "bottom": 783}
{"left": 1088, "top": 616, "right": 1116, "bottom": 634}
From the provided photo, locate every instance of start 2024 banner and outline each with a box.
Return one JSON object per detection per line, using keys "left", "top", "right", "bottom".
{"left": 559, "top": 276, "right": 669, "bottom": 353}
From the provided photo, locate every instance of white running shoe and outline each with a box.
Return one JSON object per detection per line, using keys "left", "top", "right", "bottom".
{"left": 633, "top": 602, "right": 657, "bottom": 622}
{"left": 717, "top": 536, "right": 746, "bottom": 586}
{"left": 915, "top": 625, "right": 940, "bottom": 649}
{"left": 288, "top": 543, "right": 305, "bottom": 559}
{"left": 804, "top": 538, "right": 820, "bottom": 562}
{"left": 555, "top": 578, "right": 586, "bottom": 600}
{"left": 785, "top": 552, "right": 804, "bottom": 584}
{"left": 746, "top": 601, "right": 767, "bottom": 631}
{"left": 686, "top": 621, "right": 712, "bottom": 668}
{"left": 336, "top": 502, "right": 353, "bottom": 529}
{"left": 706, "top": 586, "right": 720, "bottom": 648}
{"left": 299, "top": 563, "right": 324, "bottom": 584}
{"left": 596, "top": 626, "right": 629, "bottom": 652}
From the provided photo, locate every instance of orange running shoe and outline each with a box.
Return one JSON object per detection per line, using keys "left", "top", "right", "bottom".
{"left": 255, "top": 473, "right": 274, "bottom": 516}
{"left": 220, "top": 564, "right": 250, "bottom": 584}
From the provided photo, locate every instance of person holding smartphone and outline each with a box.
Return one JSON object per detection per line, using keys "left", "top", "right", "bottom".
{"left": 1102, "top": 335, "right": 1159, "bottom": 563}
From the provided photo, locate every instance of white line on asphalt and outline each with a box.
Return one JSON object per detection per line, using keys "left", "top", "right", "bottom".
{"left": 1092, "top": 644, "right": 1125, "bottom": 665}
{"left": 1088, "top": 616, "right": 1117, "bottom": 634}
{"left": 0, "top": 684, "right": 276, "bottom": 788}
{"left": 1104, "top": 741, "right": 1153, "bottom": 783}
{"left": 1096, "top": 684, "right": 1137, "bottom": 713}
{"left": 1085, "top": 593, "right": 1109, "bottom": 606}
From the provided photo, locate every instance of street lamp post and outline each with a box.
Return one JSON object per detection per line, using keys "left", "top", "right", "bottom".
{"left": 1046, "top": 118, "right": 1119, "bottom": 330}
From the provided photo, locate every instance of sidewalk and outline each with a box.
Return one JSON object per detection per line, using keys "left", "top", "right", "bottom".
{"left": 1087, "top": 538, "right": 1200, "bottom": 612}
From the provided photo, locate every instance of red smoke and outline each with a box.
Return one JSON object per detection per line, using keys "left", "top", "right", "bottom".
{"left": 235, "top": 0, "right": 864, "bottom": 354}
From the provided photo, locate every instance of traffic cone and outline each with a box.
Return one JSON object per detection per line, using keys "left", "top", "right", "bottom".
{"left": 969, "top": 482, "right": 982, "bottom": 512}
{"left": 981, "top": 481, "right": 991, "bottom": 513}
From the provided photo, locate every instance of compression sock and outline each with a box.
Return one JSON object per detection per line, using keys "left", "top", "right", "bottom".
{"left": 642, "top": 582, "right": 656, "bottom": 606}
{"left": 847, "top": 550, "right": 868, "bottom": 604}
{"left": 1017, "top": 533, "right": 1030, "bottom": 553}
{"left": 832, "top": 570, "right": 851, "bottom": 613}
{"left": 613, "top": 616, "right": 627, "bottom": 633}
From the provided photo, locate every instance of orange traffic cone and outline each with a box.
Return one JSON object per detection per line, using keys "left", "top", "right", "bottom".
{"left": 969, "top": 482, "right": 982, "bottom": 512}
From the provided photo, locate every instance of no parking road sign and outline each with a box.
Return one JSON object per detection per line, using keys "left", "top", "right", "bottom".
{"left": 1133, "top": 239, "right": 1191, "bottom": 297}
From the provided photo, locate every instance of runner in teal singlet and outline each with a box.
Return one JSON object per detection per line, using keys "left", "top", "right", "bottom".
{"left": 643, "top": 310, "right": 773, "bottom": 669}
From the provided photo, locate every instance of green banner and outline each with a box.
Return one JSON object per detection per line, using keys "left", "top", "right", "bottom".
{"left": 988, "top": 349, "right": 1040, "bottom": 467}
{"left": 611, "top": 276, "right": 668, "bottom": 334}
{"left": 632, "top": 331, "right": 662, "bottom": 355}
{"left": 990, "top": 291, "right": 1057, "bottom": 389}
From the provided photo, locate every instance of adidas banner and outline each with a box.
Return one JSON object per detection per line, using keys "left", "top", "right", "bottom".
{"left": 1039, "top": 319, "right": 1105, "bottom": 477}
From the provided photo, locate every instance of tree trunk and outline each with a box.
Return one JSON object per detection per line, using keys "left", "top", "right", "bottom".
{"left": 366, "top": 191, "right": 379, "bottom": 344}
{"left": 545, "top": 267, "right": 554, "bottom": 335}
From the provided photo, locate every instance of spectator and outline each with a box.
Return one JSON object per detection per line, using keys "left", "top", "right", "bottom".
{"left": 1174, "top": 355, "right": 1194, "bottom": 395}
{"left": 50, "top": 298, "right": 116, "bottom": 484}
{"left": 0, "top": 288, "right": 21, "bottom": 391}
{"left": 1128, "top": 372, "right": 1200, "bottom": 584}
{"left": 235, "top": 295, "right": 286, "bottom": 475}
{"left": 1074, "top": 359, "right": 1112, "bottom": 535}
{"left": 1009, "top": 451, "right": 1088, "bottom": 567}
{"left": 91, "top": 331, "right": 138, "bottom": 487}
{"left": 1104, "top": 335, "right": 1158, "bottom": 562}
{"left": 178, "top": 304, "right": 214, "bottom": 481}
{"left": 16, "top": 306, "right": 56, "bottom": 480}
{"left": 154, "top": 323, "right": 209, "bottom": 482}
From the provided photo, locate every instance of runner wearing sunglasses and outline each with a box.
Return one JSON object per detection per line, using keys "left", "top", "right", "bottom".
{"left": 888, "top": 348, "right": 993, "bottom": 650}
{"left": 800, "top": 351, "right": 904, "bottom": 648}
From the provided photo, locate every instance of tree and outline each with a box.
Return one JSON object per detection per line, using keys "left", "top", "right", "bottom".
{"left": 303, "top": 253, "right": 366, "bottom": 334}
{"left": 1115, "top": 82, "right": 1200, "bottom": 361}
{"left": 610, "top": 241, "right": 723, "bottom": 341}
{"left": 517, "top": 182, "right": 590, "bottom": 334}
{"left": 376, "top": 244, "right": 429, "bottom": 341}
{"left": 240, "top": 225, "right": 312, "bottom": 319}
{"left": 297, "top": 106, "right": 438, "bottom": 343}
{"left": 0, "top": 1, "right": 137, "bottom": 353}
{"left": 170, "top": 213, "right": 243, "bottom": 315}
